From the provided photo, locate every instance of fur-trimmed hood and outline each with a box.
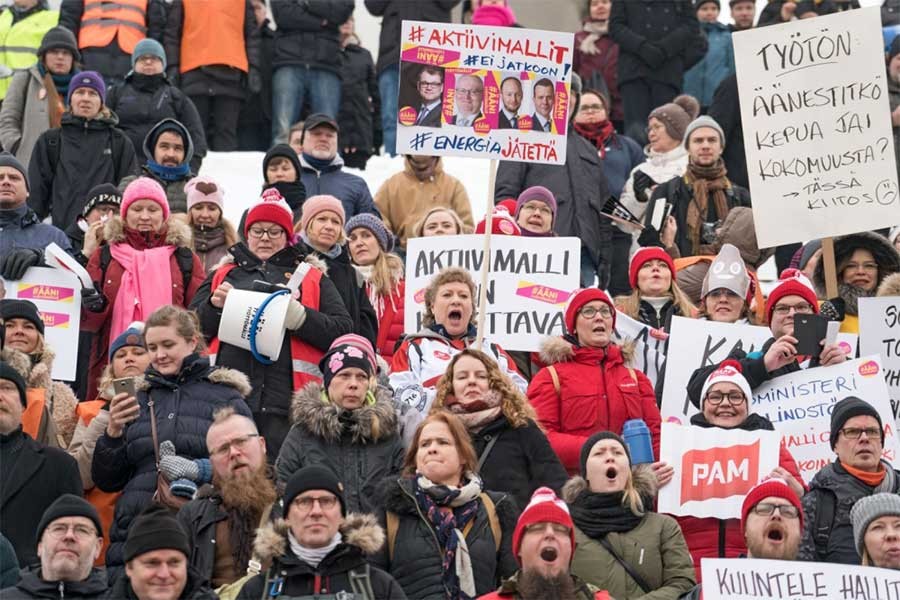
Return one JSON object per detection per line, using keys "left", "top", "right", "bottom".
{"left": 561, "top": 464, "right": 658, "bottom": 503}
{"left": 289, "top": 383, "right": 398, "bottom": 443}
{"left": 103, "top": 214, "right": 194, "bottom": 248}
{"left": 538, "top": 335, "right": 636, "bottom": 366}
{"left": 813, "top": 231, "right": 900, "bottom": 294}
{"left": 251, "top": 513, "right": 385, "bottom": 564}
{"left": 1, "top": 347, "right": 35, "bottom": 385}
{"left": 878, "top": 272, "right": 900, "bottom": 297}
{"left": 1, "top": 345, "right": 54, "bottom": 389}
{"left": 137, "top": 363, "right": 251, "bottom": 397}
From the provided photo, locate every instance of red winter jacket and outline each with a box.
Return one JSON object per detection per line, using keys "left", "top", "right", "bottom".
{"left": 527, "top": 336, "right": 661, "bottom": 474}
{"left": 370, "top": 279, "right": 405, "bottom": 362}
{"left": 82, "top": 217, "right": 204, "bottom": 400}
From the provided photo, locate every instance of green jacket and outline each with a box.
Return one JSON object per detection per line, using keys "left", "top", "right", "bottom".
{"left": 564, "top": 472, "right": 696, "bottom": 600}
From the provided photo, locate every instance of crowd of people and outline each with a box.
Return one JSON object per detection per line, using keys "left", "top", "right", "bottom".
{"left": 2, "top": 0, "right": 900, "bottom": 599}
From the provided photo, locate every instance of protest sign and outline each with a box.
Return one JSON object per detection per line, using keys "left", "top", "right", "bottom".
{"left": 396, "top": 21, "right": 573, "bottom": 164}
{"left": 659, "top": 422, "right": 780, "bottom": 519}
{"left": 751, "top": 356, "right": 899, "bottom": 483}
{"left": 733, "top": 7, "right": 900, "bottom": 248}
{"left": 860, "top": 296, "right": 900, "bottom": 423}
{"left": 701, "top": 557, "right": 900, "bottom": 600}
{"left": 1, "top": 267, "right": 81, "bottom": 381}
{"left": 660, "top": 317, "right": 772, "bottom": 422}
{"left": 404, "top": 234, "right": 580, "bottom": 352}
{"left": 614, "top": 312, "right": 667, "bottom": 388}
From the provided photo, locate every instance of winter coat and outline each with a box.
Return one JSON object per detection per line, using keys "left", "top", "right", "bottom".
{"left": 275, "top": 383, "right": 405, "bottom": 514}
{"left": 891, "top": 72, "right": 900, "bottom": 185}
{"left": 609, "top": 0, "right": 705, "bottom": 87}
{"left": 618, "top": 145, "right": 689, "bottom": 232}
{"left": 0, "top": 566, "right": 108, "bottom": 600}
{"left": 707, "top": 75, "right": 748, "bottom": 189}
{"left": 683, "top": 21, "right": 735, "bottom": 108}
{"left": 375, "top": 157, "right": 473, "bottom": 249}
{"left": 299, "top": 154, "right": 380, "bottom": 221}
{"left": 528, "top": 336, "right": 662, "bottom": 473}
{"left": 191, "top": 243, "right": 354, "bottom": 456}
{"left": 0, "top": 534, "right": 17, "bottom": 589}
{"left": 0, "top": 205, "right": 71, "bottom": 260}
{"left": 369, "top": 278, "right": 405, "bottom": 362}
{"left": 0, "top": 427, "right": 82, "bottom": 567}
{"left": 103, "top": 566, "right": 216, "bottom": 600}
{"left": 564, "top": 471, "right": 696, "bottom": 599}
{"left": 573, "top": 22, "right": 623, "bottom": 123}
{"left": 105, "top": 72, "right": 207, "bottom": 173}
{"left": 337, "top": 38, "right": 382, "bottom": 163}
{"left": 595, "top": 133, "right": 645, "bottom": 199}
{"left": 494, "top": 133, "right": 612, "bottom": 269}
{"left": 364, "top": 0, "right": 462, "bottom": 75}
{"left": 471, "top": 415, "right": 568, "bottom": 512}
{"left": 648, "top": 174, "right": 752, "bottom": 258}
{"left": 799, "top": 460, "right": 900, "bottom": 564}
{"left": 624, "top": 298, "right": 685, "bottom": 331}
{"left": 372, "top": 477, "right": 518, "bottom": 600}
{"left": 480, "top": 572, "right": 608, "bottom": 600}
{"left": 191, "top": 224, "right": 234, "bottom": 274}
{"left": 27, "top": 110, "right": 138, "bottom": 231}
{"left": 81, "top": 216, "right": 205, "bottom": 401}
{"left": 237, "top": 514, "right": 407, "bottom": 600}
{"left": 270, "top": 0, "right": 353, "bottom": 75}
{"left": 0, "top": 66, "right": 54, "bottom": 167}
{"left": 0, "top": 348, "right": 61, "bottom": 451}
{"left": 90, "top": 355, "right": 252, "bottom": 576}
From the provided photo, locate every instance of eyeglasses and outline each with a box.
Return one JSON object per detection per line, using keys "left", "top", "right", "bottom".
{"left": 705, "top": 391, "right": 746, "bottom": 406}
{"left": 579, "top": 104, "right": 605, "bottom": 113}
{"left": 524, "top": 522, "right": 572, "bottom": 535}
{"left": 520, "top": 203, "right": 552, "bottom": 216}
{"left": 646, "top": 123, "right": 666, "bottom": 134}
{"left": 840, "top": 427, "right": 883, "bottom": 440}
{"left": 751, "top": 503, "right": 800, "bottom": 519}
{"left": 46, "top": 523, "right": 98, "bottom": 539}
{"left": 418, "top": 81, "right": 442, "bottom": 89}
{"left": 209, "top": 433, "right": 260, "bottom": 458}
{"left": 579, "top": 306, "right": 612, "bottom": 319}
{"left": 772, "top": 302, "right": 814, "bottom": 316}
{"left": 248, "top": 226, "right": 286, "bottom": 239}
{"left": 845, "top": 262, "right": 878, "bottom": 273}
{"left": 456, "top": 88, "right": 482, "bottom": 97}
{"left": 292, "top": 495, "right": 339, "bottom": 512}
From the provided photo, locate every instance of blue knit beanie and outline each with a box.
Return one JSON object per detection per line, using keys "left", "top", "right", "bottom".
{"left": 132, "top": 38, "right": 167, "bottom": 70}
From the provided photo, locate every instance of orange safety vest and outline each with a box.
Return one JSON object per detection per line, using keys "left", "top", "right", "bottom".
{"left": 78, "top": 0, "right": 147, "bottom": 54}
{"left": 178, "top": 0, "right": 248, "bottom": 74}
{"left": 207, "top": 263, "right": 324, "bottom": 392}
{"left": 675, "top": 255, "right": 766, "bottom": 324}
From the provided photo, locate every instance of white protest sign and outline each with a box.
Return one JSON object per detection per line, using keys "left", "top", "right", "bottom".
{"left": 404, "top": 235, "right": 580, "bottom": 352}
{"left": 1, "top": 267, "right": 81, "bottom": 381}
{"left": 659, "top": 422, "right": 780, "bottom": 519}
{"left": 701, "top": 557, "right": 900, "bottom": 600}
{"left": 614, "top": 311, "right": 667, "bottom": 388}
{"left": 751, "top": 356, "right": 899, "bottom": 483}
{"left": 733, "top": 7, "right": 900, "bottom": 248}
{"left": 396, "top": 21, "right": 573, "bottom": 164}
{"left": 860, "top": 296, "right": 900, "bottom": 424}
{"left": 661, "top": 317, "right": 772, "bottom": 422}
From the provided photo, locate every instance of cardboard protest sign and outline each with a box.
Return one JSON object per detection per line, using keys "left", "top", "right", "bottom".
{"left": 659, "top": 422, "right": 780, "bottom": 519}
{"left": 1, "top": 267, "right": 81, "bottom": 381}
{"left": 614, "top": 312, "right": 667, "bottom": 388}
{"left": 751, "top": 356, "right": 899, "bottom": 483}
{"left": 660, "top": 317, "right": 772, "bottom": 422}
{"left": 396, "top": 21, "right": 573, "bottom": 164}
{"left": 860, "top": 296, "right": 900, "bottom": 423}
{"left": 733, "top": 7, "right": 900, "bottom": 247}
{"left": 701, "top": 557, "right": 900, "bottom": 600}
{"left": 404, "top": 235, "right": 580, "bottom": 352}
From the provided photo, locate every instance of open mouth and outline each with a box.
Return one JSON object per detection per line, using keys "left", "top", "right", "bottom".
{"left": 448, "top": 309, "right": 463, "bottom": 322}
{"left": 605, "top": 466, "right": 618, "bottom": 480}
{"left": 766, "top": 527, "right": 785, "bottom": 542}
{"left": 540, "top": 547, "right": 558, "bottom": 562}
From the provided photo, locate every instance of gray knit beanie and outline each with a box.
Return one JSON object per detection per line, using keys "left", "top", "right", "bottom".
{"left": 684, "top": 115, "right": 726, "bottom": 150}
{"left": 851, "top": 493, "right": 900, "bottom": 557}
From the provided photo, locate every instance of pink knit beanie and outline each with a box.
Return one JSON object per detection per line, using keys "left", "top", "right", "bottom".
{"left": 121, "top": 177, "right": 170, "bottom": 220}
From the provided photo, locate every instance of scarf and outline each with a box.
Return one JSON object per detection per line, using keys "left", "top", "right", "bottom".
{"left": 428, "top": 322, "right": 477, "bottom": 341}
{"left": 684, "top": 159, "right": 731, "bottom": 256}
{"left": 568, "top": 490, "right": 644, "bottom": 541}
{"left": 445, "top": 390, "right": 504, "bottom": 433}
{"left": 414, "top": 473, "right": 484, "bottom": 600}
{"left": 288, "top": 530, "right": 342, "bottom": 568}
{"left": 108, "top": 237, "right": 176, "bottom": 344}
{"left": 574, "top": 120, "right": 616, "bottom": 158}
{"left": 578, "top": 20, "right": 609, "bottom": 55}
{"left": 38, "top": 64, "right": 71, "bottom": 129}
{"left": 837, "top": 282, "right": 873, "bottom": 316}
{"left": 193, "top": 225, "right": 227, "bottom": 252}
{"left": 302, "top": 152, "right": 334, "bottom": 172}
{"left": 266, "top": 181, "right": 306, "bottom": 212}
{"left": 146, "top": 160, "right": 191, "bottom": 182}
{"left": 300, "top": 231, "right": 342, "bottom": 259}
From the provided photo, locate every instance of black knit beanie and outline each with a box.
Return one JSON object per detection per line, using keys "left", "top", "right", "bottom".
{"left": 283, "top": 465, "right": 346, "bottom": 517}
{"left": 0, "top": 361, "right": 26, "bottom": 408}
{"left": 0, "top": 152, "right": 29, "bottom": 192}
{"left": 36, "top": 494, "right": 103, "bottom": 543}
{"left": 830, "top": 396, "right": 883, "bottom": 449}
{"left": 0, "top": 299, "right": 45, "bottom": 335}
{"left": 580, "top": 431, "right": 631, "bottom": 477}
{"left": 262, "top": 144, "right": 303, "bottom": 183}
{"left": 124, "top": 504, "right": 190, "bottom": 562}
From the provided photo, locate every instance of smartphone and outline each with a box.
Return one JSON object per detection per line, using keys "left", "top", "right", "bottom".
{"left": 650, "top": 198, "right": 668, "bottom": 231}
{"left": 113, "top": 377, "right": 136, "bottom": 398}
{"left": 794, "top": 314, "right": 828, "bottom": 356}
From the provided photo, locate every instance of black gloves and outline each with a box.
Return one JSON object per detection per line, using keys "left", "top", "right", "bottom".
{"left": 632, "top": 170, "right": 657, "bottom": 203}
{"left": 0, "top": 248, "right": 41, "bottom": 280}
{"left": 81, "top": 287, "right": 107, "bottom": 313}
{"left": 637, "top": 225, "right": 663, "bottom": 249}
{"left": 639, "top": 42, "right": 667, "bottom": 69}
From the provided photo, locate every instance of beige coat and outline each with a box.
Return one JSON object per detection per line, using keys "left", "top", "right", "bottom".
{"left": 0, "top": 66, "right": 53, "bottom": 167}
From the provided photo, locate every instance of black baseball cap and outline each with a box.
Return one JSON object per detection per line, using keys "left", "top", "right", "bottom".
{"left": 303, "top": 113, "right": 340, "bottom": 134}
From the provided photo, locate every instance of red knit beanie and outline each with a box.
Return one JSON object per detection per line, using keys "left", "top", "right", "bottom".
{"left": 765, "top": 268, "right": 819, "bottom": 324}
{"left": 512, "top": 487, "right": 576, "bottom": 565}
{"left": 564, "top": 288, "right": 616, "bottom": 333}
{"left": 629, "top": 247, "right": 676, "bottom": 289}
{"left": 245, "top": 187, "right": 294, "bottom": 237}
{"left": 741, "top": 477, "right": 803, "bottom": 534}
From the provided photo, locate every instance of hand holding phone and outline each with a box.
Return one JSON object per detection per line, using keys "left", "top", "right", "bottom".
{"left": 113, "top": 377, "right": 136, "bottom": 398}
{"left": 794, "top": 314, "right": 828, "bottom": 356}
{"left": 107, "top": 388, "right": 140, "bottom": 438}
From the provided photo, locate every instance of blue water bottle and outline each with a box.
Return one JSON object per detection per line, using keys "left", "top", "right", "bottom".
{"left": 622, "top": 419, "right": 654, "bottom": 465}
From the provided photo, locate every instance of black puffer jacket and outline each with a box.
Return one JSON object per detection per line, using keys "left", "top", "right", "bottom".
{"left": 494, "top": 133, "right": 611, "bottom": 277}
{"left": 634, "top": 298, "right": 684, "bottom": 331}
{"left": 337, "top": 39, "right": 382, "bottom": 163}
{"left": 270, "top": 0, "right": 353, "bottom": 74}
{"left": 372, "top": 478, "right": 518, "bottom": 600}
{"left": 276, "top": 383, "right": 404, "bottom": 512}
{"left": 472, "top": 416, "right": 567, "bottom": 512}
{"left": 106, "top": 73, "right": 207, "bottom": 173}
{"left": 27, "top": 110, "right": 138, "bottom": 231}
{"left": 191, "top": 243, "right": 354, "bottom": 457}
{"left": 0, "top": 566, "right": 108, "bottom": 599}
{"left": 364, "top": 0, "right": 462, "bottom": 75}
{"left": 237, "top": 514, "right": 406, "bottom": 600}
{"left": 90, "top": 355, "right": 252, "bottom": 579}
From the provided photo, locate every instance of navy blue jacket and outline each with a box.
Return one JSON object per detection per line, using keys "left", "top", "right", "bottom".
{"left": 0, "top": 205, "right": 71, "bottom": 261}
{"left": 299, "top": 154, "right": 380, "bottom": 220}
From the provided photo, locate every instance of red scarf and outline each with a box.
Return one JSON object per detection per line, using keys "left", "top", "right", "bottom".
{"left": 574, "top": 120, "right": 615, "bottom": 158}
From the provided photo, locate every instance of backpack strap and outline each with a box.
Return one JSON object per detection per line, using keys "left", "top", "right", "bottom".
{"left": 813, "top": 488, "right": 836, "bottom": 561}
{"left": 386, "top": 511, "right": 400, "bottom": 563}
{"left": 173, "top": 246, "right": 194, "bottom": 293}
{"left": 627, "top": 367, "right": 637, "bottom": 383}
{"left": 548, "top": 365, "right": 561, "bottom": 396}
{"left": 348, "top": 563, "right": 376, "bottom": 600}
{"left": 46, "top": 128, "right": 61, "bottom": 169}
{"left": 462, "top": 492, "right": 502, "bottom": 553}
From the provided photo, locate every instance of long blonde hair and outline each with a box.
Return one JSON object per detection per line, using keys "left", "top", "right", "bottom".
{"left": 367, "top": 250, "right": 404, "bottom": 298}
{"left": 614, "top": 282, "right": 696, "bottom": 322}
